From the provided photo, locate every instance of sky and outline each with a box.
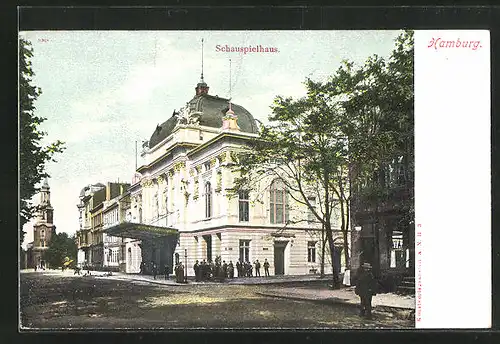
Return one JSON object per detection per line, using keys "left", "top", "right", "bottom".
{"left": 19, "top": 30, "right": 402, "bottom": 248}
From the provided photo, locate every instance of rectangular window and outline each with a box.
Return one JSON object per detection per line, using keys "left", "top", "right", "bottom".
{"left": 238, "top": 190, "right": 250, "bottom": 222}
{"left": 270, "top": 180, "right": 287, "bottom": 224}
{"left": 307, "top": 241, "right": 316, "bottom": 263}
{"left": 205, "top": 182, "right": 212, "bottom": 218}
{"left": 239, "top": 240, "right": 250, "bottom": 262}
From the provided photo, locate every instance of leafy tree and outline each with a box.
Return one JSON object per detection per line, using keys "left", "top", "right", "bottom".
{"left": 230, "top": 30, "right": 413, "bottom": 289}
{"left": 45, "top": 232, "right": 77, "bottom": 268}
{"left": 19, "top": 38, "right": 65, "bottom": 242}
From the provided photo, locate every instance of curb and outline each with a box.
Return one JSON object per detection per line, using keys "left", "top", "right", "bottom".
{"left": 106, "top": 275, "right": 331, "bottom": 286}
{"left": 256, "top": 292, "right": 415, "bottom": 319}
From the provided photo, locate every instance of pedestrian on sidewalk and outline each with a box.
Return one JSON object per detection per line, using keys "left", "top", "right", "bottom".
{"left": 152, "top": 261, "right": 158, "bottom": 280}
{"left": 236, "top": 260, "right": 241, "bottom": 278}
{"left": 200, "top": 260, "right": 207, "bottom": 281}
{"left": 246, "top": 261, "right": 253, "bottom": 277}
{"left": 355, "top": 263, "right": 377, "bottom": 319}
{"left": 254, "top": 259, "right": 261, "bottom": 277}
{"left": 164, "top": 265, "right": 170, "bottom": 280}
{"left": 263, "top": 259, "right": 270, "bottom": 277}
{"left": 194, "top": 260, "right": 200, "bottom": 281}
{"left": 222, "top": 261, "right": 228, "bottom": 279}
{"left": 228, "top": 261, "right": 234, "bottom": 279}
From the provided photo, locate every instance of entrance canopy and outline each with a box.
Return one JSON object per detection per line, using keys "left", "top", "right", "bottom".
{"left": 103, "top": 222, "right": 178, "bottom": 241}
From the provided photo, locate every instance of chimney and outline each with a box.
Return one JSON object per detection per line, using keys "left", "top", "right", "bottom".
{"left": 106, "top": 182, "right": 111, "bottom": 201}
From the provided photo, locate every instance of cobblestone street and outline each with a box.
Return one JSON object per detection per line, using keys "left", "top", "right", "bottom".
{"left": 20, "top": 271, "right": 413, "bottom": 329}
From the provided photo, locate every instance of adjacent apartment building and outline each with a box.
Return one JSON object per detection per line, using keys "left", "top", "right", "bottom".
{"left": 76, "top": 182, "right": 129, "bottom": 270}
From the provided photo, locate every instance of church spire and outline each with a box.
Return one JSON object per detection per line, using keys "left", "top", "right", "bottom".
{"left": 40, "top": 177, "right": 52, "bottom": 207}
{"left": 195, "top": 38, "right": 209, "bottom": 96}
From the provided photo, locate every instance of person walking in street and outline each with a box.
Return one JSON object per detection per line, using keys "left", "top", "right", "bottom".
{"left": 263, "top": 259, "right": 270, "bottom": 277}
{"left": 254, "top": 259, "right": 261, "bottom": 277}
{"left": 228, "top": 261, "right": 234, "bottom": 279}
{"left": 194, "top": 260, "right": 200, "bottom": 282}
{"left": 355, "top": 263, "right": 378, "bottom": 319}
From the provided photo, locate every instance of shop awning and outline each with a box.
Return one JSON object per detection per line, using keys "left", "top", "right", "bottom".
{"left": 103, "top": 222, "right": 179, "bottom": 241}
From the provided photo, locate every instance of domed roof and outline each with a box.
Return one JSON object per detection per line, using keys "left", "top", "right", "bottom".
{"left": 149, "top": 93, "right": 258, "bottom": 148}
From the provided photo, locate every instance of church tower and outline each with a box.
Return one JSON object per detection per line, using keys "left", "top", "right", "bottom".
{"left": 32, "top": 178, "right": 56, "bottom": 268}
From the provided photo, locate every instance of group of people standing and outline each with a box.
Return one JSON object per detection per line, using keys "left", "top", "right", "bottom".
{"left": 236, "top": 259, "right": 270, "bottom": 277}
{"left": 193, "top": 258, "right": 271, "bottom": 281}
{"left": 193, "top": 259, "right": 231, "bottom": 281}
{"left": 140, "top": 261, "right": 171, "bottom": 280}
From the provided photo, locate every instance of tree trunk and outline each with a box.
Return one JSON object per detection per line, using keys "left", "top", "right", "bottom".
{"left": 320, "top": 223, "right": 326, "bottom": 278}
{"left": 325, "top": 221, "right": 340, "bottom": 289}
{"left": 343, "top": 202, "right": 350, "bottom": 269}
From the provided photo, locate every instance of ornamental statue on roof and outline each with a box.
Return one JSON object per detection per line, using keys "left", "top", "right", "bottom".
{"left": 176, "top": 102, "right": 202, "bottom": 125}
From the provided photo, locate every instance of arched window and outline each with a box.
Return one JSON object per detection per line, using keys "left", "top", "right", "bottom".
{"left": 270, "top": 179, "right": 288, "bottom": 224}
{"left": 205, "top": 182, "right": 212, "bottom": 218}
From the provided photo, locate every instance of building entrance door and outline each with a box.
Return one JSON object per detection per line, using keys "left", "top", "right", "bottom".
{"left": 203, "top": 235, "right": 212, "bottom": 261}
{"left": 274, "top": 241, "right": 287, "bottom": 275}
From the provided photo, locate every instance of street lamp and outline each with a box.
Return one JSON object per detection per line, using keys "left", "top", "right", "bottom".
{"left": 184, "top": 248, "right": 188, "bottom": 283}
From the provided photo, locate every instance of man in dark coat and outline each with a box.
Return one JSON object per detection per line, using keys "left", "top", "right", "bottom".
{"left": 201, "top": 260, "right": 207, "bottom": 281}
{"left": 228, "top": 261, "right": 234, "bottom": 279}
{"left": 355, "top": 263, "right": 378, "bottom": 319}
{"left": 164, "top": 265, "right": 170, "bottom": 280}
{"left": 254, "top": 259, "right": 261, "bottom": 277}
{"left": 194, "top": 260, "right": 200, "bottom": 281}
{"left": 236, "top": 260, "right": 242, "bottom": 277}
{"left": 263, "top": 259, "right": 270, "bottom": 277}
{"left": 222, "top": 261, "right": 228, "bottom": 279}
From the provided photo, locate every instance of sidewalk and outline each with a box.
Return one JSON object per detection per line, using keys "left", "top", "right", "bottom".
{"left": 256, "top": 286, "right": 415, "bottom": 313}
{"left": 25, "top": 268, "right": 331, "bottom": 286}
{"left": 93, "top": 271, "right": 333, "bottom": 286}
